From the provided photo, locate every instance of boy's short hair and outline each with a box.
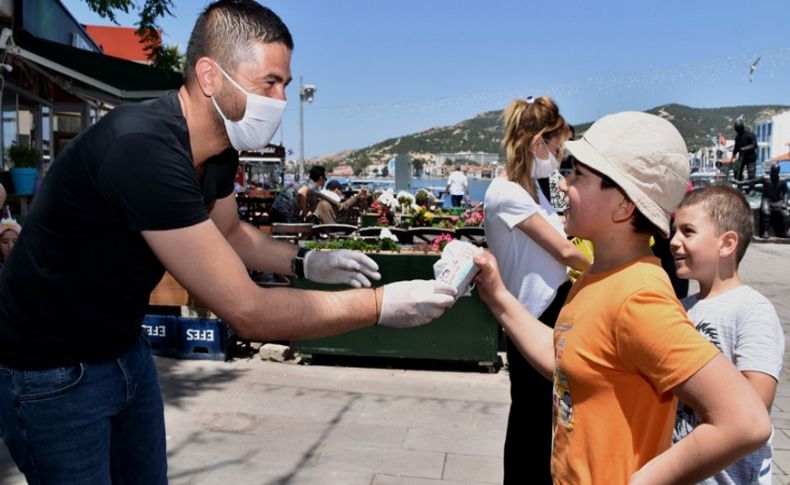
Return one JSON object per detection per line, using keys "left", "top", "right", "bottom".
{"left": 565, "top": 112, "right": 689, "bottom": 237}
{"left": 677, "top": 186, "right": 753, "bottom": 265}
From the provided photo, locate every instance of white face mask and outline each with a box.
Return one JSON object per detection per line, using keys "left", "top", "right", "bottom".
{"left": 211, "top": 63, "right": 287, "bottom": 152}
{"left": 531, "top": 139, "right": 560, "bottom": 178}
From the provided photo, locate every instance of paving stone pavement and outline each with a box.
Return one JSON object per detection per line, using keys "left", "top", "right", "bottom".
{"left": 0, "top": 241, "right": 788, "bottom": 484}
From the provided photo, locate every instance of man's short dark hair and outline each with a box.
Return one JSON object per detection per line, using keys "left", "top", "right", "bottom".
{"left": 325, "top": 180, "right": 342, "bottom": 191}
{"left": 184, "top": 0, "right": 293, "bottom": 85}
{"left": 308, "top": 165, "right": 326, "bottom": 182}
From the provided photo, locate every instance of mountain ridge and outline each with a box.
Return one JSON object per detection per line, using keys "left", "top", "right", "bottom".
{"left": 314, "top": 103, "right": 789, "bottom": 172}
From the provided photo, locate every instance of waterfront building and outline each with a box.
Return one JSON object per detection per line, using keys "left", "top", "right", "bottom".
{"left": 0, "top": 0, "right": 180, "bottom": 172}
{"left": 756, "top": 110, "right": 790, "bottom": 167}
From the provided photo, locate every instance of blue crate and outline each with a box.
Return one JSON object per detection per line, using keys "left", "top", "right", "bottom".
{"left": 142, "top": 315, "right": 179, "bottom": 357}
{"left": 143, "top": 315, "right": 229, "bottom": 360}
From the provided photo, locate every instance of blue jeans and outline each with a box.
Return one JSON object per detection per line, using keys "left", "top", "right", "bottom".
{"left": 0, "top": 333, "right": 167, "bottom": 484}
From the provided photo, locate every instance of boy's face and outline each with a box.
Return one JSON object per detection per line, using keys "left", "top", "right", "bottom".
{"left": 560, "top": 162, "right": 620, "bottom": 239}
{"left": 670, "top": 204, "right": 722, "bottom": 281}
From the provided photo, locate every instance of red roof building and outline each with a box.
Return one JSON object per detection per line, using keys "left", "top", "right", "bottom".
{"left": 83, "top": 25, "right": 160, "bottom": 63}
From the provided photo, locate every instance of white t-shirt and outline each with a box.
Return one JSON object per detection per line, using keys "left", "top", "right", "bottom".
{"left": 673, "top": 285, "right": 784, "bottom": 485}
{"left": 446, "top": 171, "right": 468, "bottom": 196}
{"left": 483, "top": 176, "right": 568, "bottom": 316}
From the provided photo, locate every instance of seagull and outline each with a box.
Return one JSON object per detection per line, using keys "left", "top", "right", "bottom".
{"left": 749, "top": 56, "right": 761, "bottom": 82}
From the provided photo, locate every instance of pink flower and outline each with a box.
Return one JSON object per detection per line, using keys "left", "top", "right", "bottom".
{"left": 431, "top": 233, "right": 454, "bottom": 252}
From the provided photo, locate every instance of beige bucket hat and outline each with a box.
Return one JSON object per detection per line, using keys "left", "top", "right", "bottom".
{"left": 565, "top": 111, "right": 689, "bottom": 237}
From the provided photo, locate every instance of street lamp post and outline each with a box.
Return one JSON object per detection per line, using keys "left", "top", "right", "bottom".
{"left": 298, "top": 76, "right": 316, "bottom": 181}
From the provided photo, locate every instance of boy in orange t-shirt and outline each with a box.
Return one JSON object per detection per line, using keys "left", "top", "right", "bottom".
{"left": 475, "top": 112, "right": 771, "bottom": 484}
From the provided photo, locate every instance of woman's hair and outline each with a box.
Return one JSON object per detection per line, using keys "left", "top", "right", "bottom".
{"left": 502, "top": 97, "right": 569, "bottom": 200}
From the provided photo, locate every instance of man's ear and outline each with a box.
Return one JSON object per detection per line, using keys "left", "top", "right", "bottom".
{"left": 719, "top": 230, "right": 739, "bottom": 259}
{"left": 194, "top": 57, "right": 221, "bottom": 98}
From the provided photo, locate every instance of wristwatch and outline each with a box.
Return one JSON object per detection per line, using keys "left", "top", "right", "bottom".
{"left": 291, "top": 247, "right": 311, "bottom": 279}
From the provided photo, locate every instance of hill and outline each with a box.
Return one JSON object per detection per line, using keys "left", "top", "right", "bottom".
{"left": 318, "top": 103, "right": 789, "bottom": 172}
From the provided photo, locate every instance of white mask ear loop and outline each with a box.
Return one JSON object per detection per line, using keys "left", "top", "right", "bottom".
{"left": 215, "top": 63, "right": 249, "bottom": 96}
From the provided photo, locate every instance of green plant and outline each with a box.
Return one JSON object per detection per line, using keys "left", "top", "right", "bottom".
{"left": 7, "top": 145, "right": 41, "bottom": 169}
{"left": 414, "top": 189, "right": 434, "bottom": 207}
{"left": 304, "top": 238, "right": 400, "bottom": 252}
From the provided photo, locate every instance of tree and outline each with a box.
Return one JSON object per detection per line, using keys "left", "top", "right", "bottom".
{"left": 381, "top": 166, "right": 389, "bottom": 178}
{"left": 82, "top": 0, "right": 182, "bottom": 74}
{"left": 411, "top": 157, "right": 425, "bottom": 177}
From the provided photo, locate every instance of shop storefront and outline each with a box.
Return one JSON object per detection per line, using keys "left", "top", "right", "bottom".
{"left": 0, "top": 0, "right": 181, "bottom": 210}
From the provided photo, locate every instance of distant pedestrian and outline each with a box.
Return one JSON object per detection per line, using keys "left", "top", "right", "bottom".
{"left": 732, "top": 119, "right": 757, "bottom": 181}
{"left": 314, "top": 180, "right": 368, "bottom": 224}
{"left": 270, "top": 165, "right": 325, "bottom": 222}
{"left": 759, "top": 163, "right": 788, "bottom": 238}
{"left": 445, "top": 164, "right": 469, "bottom": 207}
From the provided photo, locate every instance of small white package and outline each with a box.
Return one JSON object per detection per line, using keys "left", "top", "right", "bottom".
{"left": 433, "top": 240, "right": 483, "bottom": 299}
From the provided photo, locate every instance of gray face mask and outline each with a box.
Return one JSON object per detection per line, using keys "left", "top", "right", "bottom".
{"left": 211, "top": 63, "right": 287, "bottom": 152}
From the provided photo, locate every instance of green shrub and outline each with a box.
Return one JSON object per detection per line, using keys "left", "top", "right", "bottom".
{"left": 7, "top": 145, "right": 40, "bottom": 168}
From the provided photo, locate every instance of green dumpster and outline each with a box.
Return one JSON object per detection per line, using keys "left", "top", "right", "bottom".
{"left": 293, "top": 252, "right": 500, "bottom": 370}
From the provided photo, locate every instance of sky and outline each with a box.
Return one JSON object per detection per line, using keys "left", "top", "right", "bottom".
{"left": 61, "top": 0, "right": 790, "bottom": 160}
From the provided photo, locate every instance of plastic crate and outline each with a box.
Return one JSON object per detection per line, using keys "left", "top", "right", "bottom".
{"left": 142, "top": 315, "right": 229, "bottom": 360}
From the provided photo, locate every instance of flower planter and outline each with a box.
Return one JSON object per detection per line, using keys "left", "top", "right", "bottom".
{"left": 10, "top": 167, "right": 38, "bottom": 195}
{"left": 293, "top": 252, "right": 500, "bottom": 370}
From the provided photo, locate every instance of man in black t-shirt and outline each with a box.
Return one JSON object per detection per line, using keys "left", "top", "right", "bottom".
{"left": 760, "top": 163, "right": 789, "bottom": 237}
{"left": 0, "top": 2, "right": 456, "bottom": 483}
{"left": 732, "top": 119, "right": 757, "bottom": 181}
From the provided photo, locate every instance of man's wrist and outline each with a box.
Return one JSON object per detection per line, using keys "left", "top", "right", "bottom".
{"left": 291, "top": 247, "right": 310, "bottom": 278}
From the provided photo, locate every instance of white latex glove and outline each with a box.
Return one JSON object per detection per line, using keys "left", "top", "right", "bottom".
{"left": 303, "top": 250, "right": 381, "bottom": 288}
{"left": 378, "top": 280, "right": 457, "bottom": 328}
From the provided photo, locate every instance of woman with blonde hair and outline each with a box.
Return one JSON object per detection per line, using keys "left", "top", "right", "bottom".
{"left": 484, "top": 96, "right": 590, "bottom": 484}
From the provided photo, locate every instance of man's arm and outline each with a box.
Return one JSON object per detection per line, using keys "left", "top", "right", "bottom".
{"left": 474, "top": 252, "right": 555, "bottom": 378}
{"left": 629, "top": 354, "right": 771, "bottom": 484}
{"left": 210, "top": 194, "right": 297, "bottom": 274}
{"left": 338, "top": 194, "right": 360, "bottom": 212}
{"left": 147, "top": 195, "right": 456, "bottom": 338}
{"left": 143, "top": 220, "right": 377, "bottom": 340}
{"left": 296, "top": 185, "right": 309, "bottom": 219}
